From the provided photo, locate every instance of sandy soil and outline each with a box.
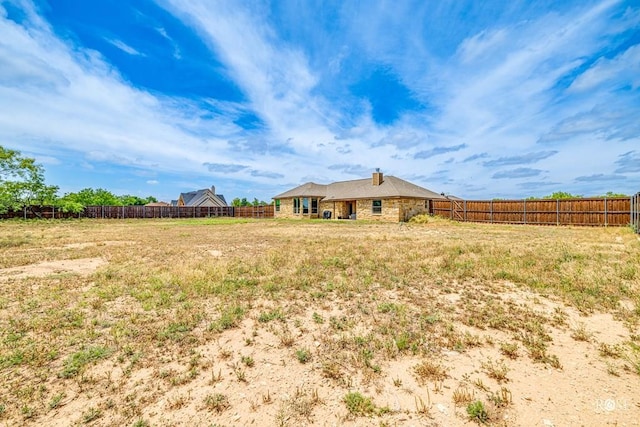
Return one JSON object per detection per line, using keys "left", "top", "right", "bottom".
{"left": 1, "top": 225, "right": 639, "bottom": 426}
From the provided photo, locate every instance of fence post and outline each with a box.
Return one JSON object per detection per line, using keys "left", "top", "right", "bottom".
{"left": 463, "top": 200, "right": 467, "bottom": 222}
{"left": 556, "top": 199, "right": 559, "bottom": 226}
{"left": 490, "top": 200, "right": 493, "bottom": 223}
{"left": 604, "top": 197, "right": 608, "bottom": 227}
{"left": 24, "top": 206, "right": 27, "bottom": 220}
{"left": 450, "top": 200, "right": 453, "bottom": 220}
{"left": 523, "top": 200, "right": 526, "bottom": 224}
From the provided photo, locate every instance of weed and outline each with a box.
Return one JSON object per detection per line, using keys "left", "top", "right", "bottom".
{"left": 209, "top": 305, "right": 245, "bottom": 332}
{"left": 570, "top": 323, "right": 592, "bottom": 342}
{"left": 204, "top": 393, "right": 230, "bottom": 413}
{"left": 258, "top": 308, "right": 285, "bottom": 323}
{"left": 344, "top": 392, "right": 377, "bottom": 416}
{"left": 414, "top": 359, "right": 448, "bottom": 383}
{"left": 48, "top": 393, "right": 65, "bottom": 410}
{"left": 489, "top": 387, "right": 512, "bottom": 407}
{"left": 21, "top": 405, "right": 35, "bottom": 420}
{"left": 312, "top": 312, "right": 324, "bottom": 324}
{"left": 234, "top": 365, "right": 247, "bottom": 382}
{"left": 60, "top": 346, "right": 111, "bottom": 378}
{"left": 241, "top": 355, "right": 255, "bottom": 367}
{"left": 481, "top": 358, "right": 509, "bottom": 383}
{"left": 414, "top": 391, "right": 431, "bottom": 414}
{"left": 278, "top": 329, "right": 295, "bottom": 347}
{"left": 132, "top": 419, "right": 149, "bottom": 427}
{"left": 81, "top": 407, "right": 101, "bottom": 424}
{"left": 499, "top": 342, "right": 519, "bottom": 359}
{"left": 466, "top": 400, "right": 488, "bottom": 424}
{"left": 452, "top": 387, "right": 475, "bottom": 406}
{"left": 321, "top": 361, "right": 342, "bottom": 380}
{"left": 295, "top": 348, "right": 311, "bottom": 363}
{"left": 598, "top": 343, "right": 624, "bottom": 358}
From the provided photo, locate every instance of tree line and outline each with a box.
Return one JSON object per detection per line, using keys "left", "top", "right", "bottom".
{"left": 1, "top": 146, "right": 157, "bottom": 214}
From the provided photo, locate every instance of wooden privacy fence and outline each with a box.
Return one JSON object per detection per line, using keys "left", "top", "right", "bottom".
{"left": 632, "top": 192, "right": 640, "bottom": 233}
{"left": 432, "top": 197, "right": 631, "bottom": 227}
{"left": 1, "top": 205, "right": 274, "bottom": 220}
{"left": 0, "top": 205, "right": 79, "bottom": 220}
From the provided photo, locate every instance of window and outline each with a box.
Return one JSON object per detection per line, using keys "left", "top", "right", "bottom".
{"left": 293, "top": 198, "right": 300, "bottom": 214}
{"left": 372, "top": 199, "right": 382, "bottom": 214}
{"left": 275, "top": 199, "right": 280, "bottom": 212}
{"left": 311, "top": 198, "right": 318, "bottom": 214}
{"left": 302, "top": 197, "right": 309, "bottom": 214}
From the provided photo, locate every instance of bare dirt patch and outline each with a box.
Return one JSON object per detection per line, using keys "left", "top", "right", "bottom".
{"left": 0, "top": 257, "right": 106, "bottom": 281}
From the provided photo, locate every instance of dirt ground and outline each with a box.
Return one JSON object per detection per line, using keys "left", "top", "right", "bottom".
{"left": 0, "top": 220, "right": 639, "bottom": 426}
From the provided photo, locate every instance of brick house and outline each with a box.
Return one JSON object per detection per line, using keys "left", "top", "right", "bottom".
{"left": 272, "top": 171, "right": 446, "bottom": 222}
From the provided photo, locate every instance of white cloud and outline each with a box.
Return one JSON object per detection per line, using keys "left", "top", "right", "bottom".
{"left": 569, "top": 44, "right": 640, "bottom": 91}
{"left": 0, "top": 2, "right": 273, "bottom": 180}
{"left": 146, "top": 180, "right": 159, "bottom": 185}
{"left": 105, "top": 38, "right": 144, "bottom": 56}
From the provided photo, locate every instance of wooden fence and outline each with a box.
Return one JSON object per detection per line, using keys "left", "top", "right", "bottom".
{"left": 632, "top": 192, "right": 640, "bottom": 233}
{"left": 1, "top": 205, "right": 274, "bottom": 220}
{"left": 432, "top": 197, "right": 631, "bottom": 226}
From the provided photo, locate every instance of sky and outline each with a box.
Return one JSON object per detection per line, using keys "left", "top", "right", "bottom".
{"left": 1, "top": 0, "right": 639, "bottom": 203}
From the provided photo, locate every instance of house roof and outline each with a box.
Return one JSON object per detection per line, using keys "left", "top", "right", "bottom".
{"left": 179, "top": 187, "right": 228, "bottom": 207}
{"left": 273, "top": 175, "right": 446, "bottom": 201}
{"left": 273, "top": 182, "right": 328, "bottom": 199}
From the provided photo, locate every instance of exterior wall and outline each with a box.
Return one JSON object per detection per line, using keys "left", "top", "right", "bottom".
{"left": 275, "top": 197, "right": 430, "bottom": 222}
{"left": 274, "top": 197, "right": 321, "bottom": 219}
{"left": 274, "top": 197, "right": 296, "bottom": 219}
{"left": 356, "top": 198, "right": 430, "bottom": 221}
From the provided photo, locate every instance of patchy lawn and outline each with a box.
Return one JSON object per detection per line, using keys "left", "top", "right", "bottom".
{"left": 0, "top": 217, "right": 638, "bottom": 426}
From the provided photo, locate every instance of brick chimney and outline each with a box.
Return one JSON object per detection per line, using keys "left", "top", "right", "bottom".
{"left": 372, "top": 169, "right": 383, "bottom": 186}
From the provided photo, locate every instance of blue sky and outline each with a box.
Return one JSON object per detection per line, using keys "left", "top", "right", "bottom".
{"left": 1, "top": 0, "right": 639, "bottom": 202}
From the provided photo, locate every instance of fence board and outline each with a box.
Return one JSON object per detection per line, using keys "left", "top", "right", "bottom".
{"left": 2, "top": 205, "right": 274, "bottom": 220}
{"left": 432, "top": 197, "right": 631, "bottom": 227}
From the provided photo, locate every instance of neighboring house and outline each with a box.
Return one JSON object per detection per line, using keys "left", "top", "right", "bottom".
{"left": 171, "top": 186, "right": 228, "bottom": 207}
{"left": 273, "top": 170, "right": 446, "bottom": 222}
{"left": 145, "top": 201, "right": 170, "bottom": 207}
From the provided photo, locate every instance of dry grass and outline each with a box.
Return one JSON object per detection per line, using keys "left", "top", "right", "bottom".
{"left": 0, "top": 218, "right": 639, "bottom": 425}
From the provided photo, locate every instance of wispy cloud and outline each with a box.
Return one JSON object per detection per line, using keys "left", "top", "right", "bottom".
{"left": 105, "top": 38, "right": 144, "bottom": 56}
{"left": 517, "top": 181, "right": 561, "bottom": 189}
{"left": 575, "top": 174, "right": 627, "bottom": 182}
{"left": 203, "top": 163, "right": 248, "bottom": 173}
{"left": 483, "top": 151, "right": 558, "bottom": 167}
{"left": 492, "top": 168, "right": 544, "bottom": 179}
{"left": 414, "top": 144, "right": 467, "bottom": 160}
{"left": 250, "top": 170, "right": 284, "bottom": 179}
{"left": 615, "top": 151, "right": 640, "bottom": 173}
{"left": 463, "top": 153, "right": 489, "bottom": 163}
{"left": 327, "top": 164, "right": 371, "bottom": 176}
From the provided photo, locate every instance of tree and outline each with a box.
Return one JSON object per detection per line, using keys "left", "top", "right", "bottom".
{"left": 600, "top": 191, "right": 628, "bottom": 198}
{"left": 0, "top": 146, "right": 59, "bottom": 213}
{"left": 59, "top": 189, "right": 158, "bottom": 207}
{"left": 542, "top": 191, "right": 583, "bottom": 199}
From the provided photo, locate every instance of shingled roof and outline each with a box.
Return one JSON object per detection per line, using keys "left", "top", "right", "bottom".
{"left": 273, "top": 175, "right": 445, "bottom": 201}
{"left": 177, "top": 186, "right": 228, "bottom": 207}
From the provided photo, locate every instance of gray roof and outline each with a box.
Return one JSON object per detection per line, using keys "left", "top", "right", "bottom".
{"left": 179, "top": 188, "right": 228, "bottom": 207}
{"left": 273, "top": 175, "right": 446, "bottom": 201}
{"left": 273, "top": 182, "right": 328, "bottom": 199}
